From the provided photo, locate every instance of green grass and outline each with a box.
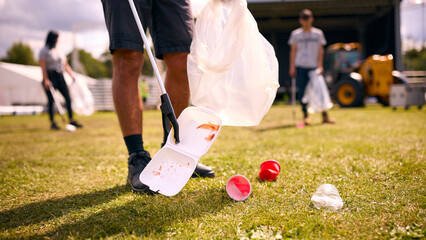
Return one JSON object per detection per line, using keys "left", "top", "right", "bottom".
{"left": 0, "top": 105, "right": 425, "bottom": 239}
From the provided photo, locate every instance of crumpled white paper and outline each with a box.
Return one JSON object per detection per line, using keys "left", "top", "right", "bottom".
{"left": 311, "top": 184, "right": 343, "bottom": 211}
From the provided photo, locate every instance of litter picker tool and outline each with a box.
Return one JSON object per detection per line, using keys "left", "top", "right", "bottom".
{"left": 49, "top": 85, "right": 66, "bottom": 123}
{"left": 48, "top": 85, "right": 76, "bottom": 131}
{"left": 291, "top": 77, "right": 296, "bottom": 123}
{"left": 128, "top": 0, "right": 179, "bottom": 144}
{"left": 292, "top": 77, "right": 305, "bottom": 128}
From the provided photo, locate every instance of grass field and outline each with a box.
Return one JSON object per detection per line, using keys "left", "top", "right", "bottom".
{"left": 0, "top": 105, "right": 425, "bottom": 239}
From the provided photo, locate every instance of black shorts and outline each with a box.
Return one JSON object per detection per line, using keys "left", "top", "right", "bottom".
{"left": 101, "top": 0, "right": 193, "bottom": 59}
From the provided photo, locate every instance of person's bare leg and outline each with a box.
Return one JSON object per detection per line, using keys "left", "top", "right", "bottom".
{"left": 112, "top": 49, "right": 144, "bottom": 136}
{"left": 163, "top": 52, "right": 190, "bottom": 118}
{"left": 163, "top": 52, "right": 215, "bottom": 178}
{"left": 113, "top": 49, "right": 152, "bottom": 193}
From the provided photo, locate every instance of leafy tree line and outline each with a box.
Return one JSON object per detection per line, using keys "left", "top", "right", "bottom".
{"left": 403, "top": 47, "right": 426, "bottom": 71}
{"left": 3, "top": 40, "right": 422, "bottom": 77}
{"left": 1, "top": 41, "right": 154, "bottom": 78}
{"left": 67, "top": 49, "right": 110, "bottom": 79}
{"left": 1, "top": 41, "right": 38, "bottom": 66}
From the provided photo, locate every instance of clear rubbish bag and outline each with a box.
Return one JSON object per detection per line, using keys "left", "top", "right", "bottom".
{"left": 187, "top": 0, "right": 279, "bottom": 126}
{"left": 302, "top": 71, "right": 333, "bottom": 114}
{"left": 69, "top": 78, "right": 94, "bottom": 116}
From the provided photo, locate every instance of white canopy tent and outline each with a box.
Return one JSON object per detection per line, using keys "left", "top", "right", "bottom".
{"left": 0, "top": 62, "right": 96, "bottom": 106}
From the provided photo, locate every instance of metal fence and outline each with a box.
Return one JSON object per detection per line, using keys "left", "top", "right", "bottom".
{"left": 88, "top": 76, "right": 162, "bottom": 111}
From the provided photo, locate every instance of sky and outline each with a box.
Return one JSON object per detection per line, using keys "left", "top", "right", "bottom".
{"left": 0, "top": 0, "right": 424, "bottom": 60}
{"left": 400, "top": 0, "right": 426, "bottom": 50}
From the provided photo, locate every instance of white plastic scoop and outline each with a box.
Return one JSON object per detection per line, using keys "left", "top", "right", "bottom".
{"left": 140, "top": 106, "right": 222, "bottom": 196}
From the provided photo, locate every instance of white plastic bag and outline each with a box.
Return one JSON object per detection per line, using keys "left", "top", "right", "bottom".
{"left": 311, "top": 184, "right": 343, "bottom": 211}
{"left": 302, "top": 71, "right": 333, "bottom": 114}
{"left": 187, "top": 0, "right": 279, "bottom": 126}
{"left": 69, "top": 78, "right": 94, "bottom": 116}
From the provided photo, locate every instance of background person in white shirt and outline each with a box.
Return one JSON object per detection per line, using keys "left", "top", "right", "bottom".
{"left": 288, "top": 9, "right": 335, "bottom": 125}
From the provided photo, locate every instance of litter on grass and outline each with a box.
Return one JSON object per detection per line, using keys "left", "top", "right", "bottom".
{"left": 259, "top": 160, "right": 280, "bottom": 181}
{"left": 65, "top": 124, "right": 76, "bottom": 132}
{"left": 139, "top": 107, "right": 222, "bottom": 196}
{"left": 311, "top": 184, "right": 343, "bottom": 210}
{"left": 226, "top": 175, "right": 251, "bottom": 201}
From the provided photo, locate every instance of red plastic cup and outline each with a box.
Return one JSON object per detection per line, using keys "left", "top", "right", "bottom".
{"left": 259, "top": 160, "right": 281, "bottom": 181}
{"left": 226, "top": 175, "right": 251, "bottom": 201}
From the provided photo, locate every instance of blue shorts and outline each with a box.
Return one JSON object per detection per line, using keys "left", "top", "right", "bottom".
{"left": 101, "top": 0, "right": 193, "bottom": 59}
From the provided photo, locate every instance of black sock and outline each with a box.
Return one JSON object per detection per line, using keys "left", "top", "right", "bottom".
{"left": 123, "top": 134, "right": 144, "bottom": 155}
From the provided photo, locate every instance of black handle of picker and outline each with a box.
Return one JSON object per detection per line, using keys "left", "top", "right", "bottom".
{"left": 160, "top": 93, "right": 180, "bottom": 145}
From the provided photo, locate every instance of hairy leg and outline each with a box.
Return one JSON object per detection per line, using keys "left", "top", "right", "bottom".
{"left": 112, "top": 49, "right": 144, "bottom": 137}
{"left": 163, "top": 52, "right": 190, "bottom": 118}
{"left": 164, "top": 52, "right": 215, "bottom": 177}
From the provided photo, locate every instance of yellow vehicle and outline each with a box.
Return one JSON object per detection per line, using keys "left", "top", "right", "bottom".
{"left": 324, "top": 43, "right": 407, "bottom": 107}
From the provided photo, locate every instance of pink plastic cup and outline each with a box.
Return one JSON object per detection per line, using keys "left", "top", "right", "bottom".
{"left": 226, "top": 175, "right": 251, "bottom": 201}
{"left": 259, "top": 160, "right": 281, "bottom": 181}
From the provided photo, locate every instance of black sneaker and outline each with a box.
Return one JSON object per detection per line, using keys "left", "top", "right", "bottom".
{"left": 127, "top": 151, "right": 153, "bottom": 194}
{"left": 70, "top": 121, "right": 83, "bottom": 128}
{"left": 192, "top": 163, "right": 215, "bottom": 178}
{"left": 51, "top": 122, "right": 60, "bottom": 130}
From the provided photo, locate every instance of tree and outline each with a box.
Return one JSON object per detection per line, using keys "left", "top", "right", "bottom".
{"left": 82, "top": 48, "right": 155, "bottom": 79}
{"left": 404, "top": 47, "right": 426, "bottom": 71}
{"left": 1, "top": 41, "right": 37, "bottom": 66}
{"left": 100, "top": 50, "right": 113, "bottom": 78}
{"left": 67, "top": 49, "right": 109, "bottom": 79}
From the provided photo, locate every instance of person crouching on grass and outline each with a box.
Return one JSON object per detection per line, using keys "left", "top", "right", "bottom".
{"left": 288, "top": 9, "right": 335, "bottom": 125}
{"left": 39, "top": 30, "right": 83, "bottom": 130}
